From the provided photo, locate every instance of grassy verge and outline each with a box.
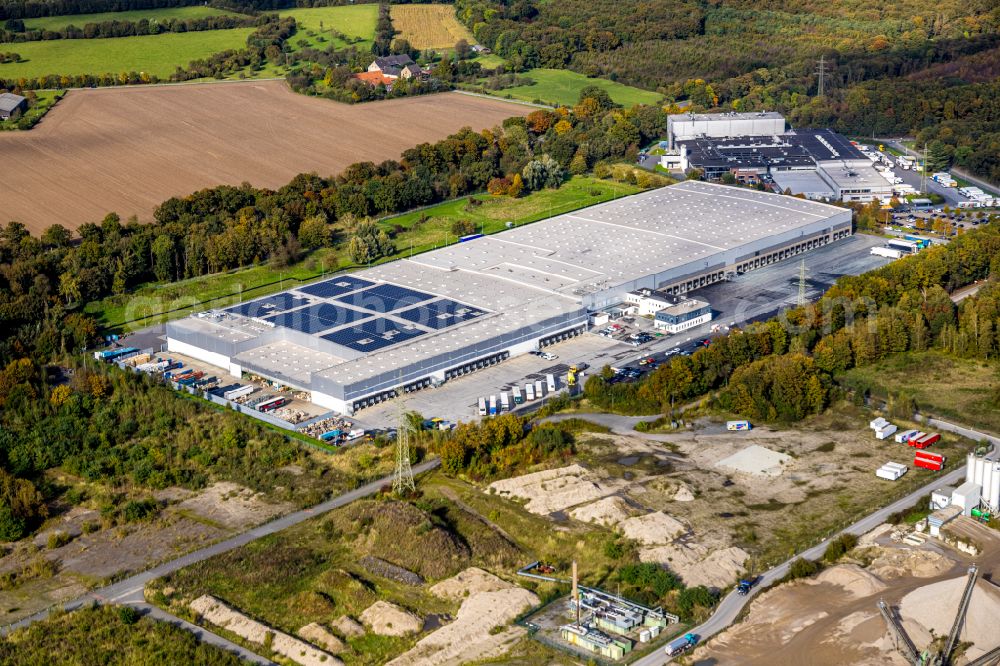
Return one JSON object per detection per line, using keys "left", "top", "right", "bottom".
{"left": 0, "top": 28, "right": 254, "bottom": 79}
{"left": 88, "top": 175, "right": 646, "bottom": 331}
{"left": 837, "top": 351, "right": 1000, "bottom": 435}
{"left": 22, "top": 6, "right": 244, "bottom": 31}
{"left": 481, "top": 68, "right": 663, "bottom": 107}
{"left": 381, "top": 175, "right": 642, "bottom": 251}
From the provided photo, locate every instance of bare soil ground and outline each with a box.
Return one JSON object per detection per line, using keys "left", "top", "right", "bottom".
{"left": 0, "top": 482, "right": 288, "bottom": 624}
{"left": 489, "top": 410, "right": 974, "bottom": 590}
{"left": 691, "top": 520, "right": 1000, "bottom": 666}
{"left": 387, "top": 567, "right": 539, "bottom": 666}
{"left": 0, "top": 82, "right": 529, "bottom": 232}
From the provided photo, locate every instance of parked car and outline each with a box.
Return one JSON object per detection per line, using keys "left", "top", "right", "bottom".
{"left": 540, "top": 352, "right": 557, "bottom": 361}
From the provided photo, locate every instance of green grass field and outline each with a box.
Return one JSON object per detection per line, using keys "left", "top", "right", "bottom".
{"left": 22, "top": 6, "right": 243, "bottom": 31}
{"left": 280, "top": 4, "right": 378, "bottom": 52}
{"left": 493, "top": 68, "right": 663, "bottom": 107}
{"left": 837, "top": 352, "right": 1000, "bottom": 435}
{"left": 382, "top": 175, "right": 642, "bottom": 251}
{"left": 0, "top": 28, "right": 254, "bottom": 79}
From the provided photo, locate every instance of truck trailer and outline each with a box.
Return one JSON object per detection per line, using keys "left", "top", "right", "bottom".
{"left": 875, "top": 424, "right": 898, "bottom": 440}
{"left": 512, "top": 386, "right": 523, "bottom": 404}
{"left": 910, "top": 433, "right": 941, "bottom": 449}
{"left": 727, "top": 420, "right": 751, "bottom": 431}
{"left": 871, "top": 246, "right": 904, "bottom": 258}
{"left": 525, "top": 383, "right": 535, "bottom": 401}
{"left": 478, "top": 397, "right": 487, "bottom": 416}
{"left": 894, "top": 429, "right": 919, "bottom": 444}
{"left": 876, "top": 462, "right": 908, "bottom": 481}
{"left": 914, "top": 450, "right": 945, "bottom": 471}
{"left": 500, "top": 392, "right": 510, "bottom": 412}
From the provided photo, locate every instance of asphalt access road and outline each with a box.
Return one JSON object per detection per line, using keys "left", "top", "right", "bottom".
{"left": 631, "top": 417, "right": 998, "bottom": 665}
{"left": 2, "top": 460, "right": 441, "bottom": 663}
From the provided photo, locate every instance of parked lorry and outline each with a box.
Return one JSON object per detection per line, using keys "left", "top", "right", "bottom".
{"left": 500, "top": 392, "right": 510, "bottom": 412}
{"left": 478, "top": 397, "right": 487, "bottom": 416}
{"left": 535, "top": 379, "right": 545, "bottom": 398}
{"left": 512, "top": 386, "right": 523, "bottom": 404}
{"left": 525, "top": 382, "right": 535, "bottom": 400}
{"left": 727, "top": 420, "right": 751, "bottom": 431}
{"left": 489, "top": 395, "right": 497, "bottom": 416}
{"left": 894, "top": 429, "right": 919, "bottom": 444}
{"left": 665, "top": 633, "right": 699, "bottom": 657}
{"left": 546, "top": 373, "right": 556, "bottom": 393}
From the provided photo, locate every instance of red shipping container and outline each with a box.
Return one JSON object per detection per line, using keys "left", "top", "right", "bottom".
{"left": 914, "top": 458, "right": 943, "bottom": 471}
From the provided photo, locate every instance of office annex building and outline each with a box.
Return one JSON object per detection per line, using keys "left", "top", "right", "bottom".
{"left": 167, "top": 181, "right": 851, "bottom": 414}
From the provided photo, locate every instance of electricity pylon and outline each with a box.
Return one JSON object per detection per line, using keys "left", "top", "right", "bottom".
{"left": 392, "top": 388, "right": 415, "bottom": 495}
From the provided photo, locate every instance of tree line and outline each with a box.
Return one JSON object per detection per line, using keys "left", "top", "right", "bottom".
{"left": 0, "top": 14, "right": 256, "bottom": 43}
{"left": 585, "top": 216, "right": 1000, "bottom": 423}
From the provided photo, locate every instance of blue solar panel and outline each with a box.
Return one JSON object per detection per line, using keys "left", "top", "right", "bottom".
{"left": 265, "top": 303, "right": 370, "bottom": 334}
{"left": 226, "top": 293, "right": 309, "bottom": 318}
{"left": 321, "top": 318, "right": 426, "bottom": 352}
{"left": 334, "top": 283, "right": 435, "bottom": 313}
{"left": 395, "top": 299, "right": 487, "bottom": 330}
{"left": 298, "top": 275, "right": 374, "bottom": 299}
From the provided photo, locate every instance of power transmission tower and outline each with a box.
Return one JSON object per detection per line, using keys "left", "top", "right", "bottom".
{"left": 392, "top": 394, "right": 415, "bottom": 495}
{"left": 815, "top": 55, "right": 827, "bottom": 97}
{"left": 797, "top": 259, "right": 808, "bottom": 307}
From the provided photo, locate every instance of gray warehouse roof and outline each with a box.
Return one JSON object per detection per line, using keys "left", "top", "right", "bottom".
{"left": 169, "top": 181, "right": 847, "bottom": 396}
{"left": 0, "top": 93, "right": 26, "bottom": 114}
{"left": 669, "top": 111, "right": 785, "bottom": 123}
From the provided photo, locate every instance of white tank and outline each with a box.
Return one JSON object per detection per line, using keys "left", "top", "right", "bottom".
{"left": 967, "top": 454, "right": 1000, "bottom": 510}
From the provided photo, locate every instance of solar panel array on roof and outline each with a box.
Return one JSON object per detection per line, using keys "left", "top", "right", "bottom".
{"left": 395, "top": 299, "right": 487, "bottom": 330}
{"left": 321, "top": 318, "right": 426, "bottom": 352}
{"left": 264, "top": 303, "right": 370, "bottom": 334}
{"left": 297, "top": 275, "right": 374, "bottom": 299}
{"left": 225, "top": 293, "right": 309, "bottom": 318}
{"left": 334, "top": 284, "right": 435, "bottom": 313}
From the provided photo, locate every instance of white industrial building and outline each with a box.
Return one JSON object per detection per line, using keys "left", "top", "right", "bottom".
{"left": 667, "top": 111, "right": 786, "bottom": 148}
{"left": 964, "top": 453, "right": 1000, "bottom": 513}
{"left": 167, "top": 181, "right": 850, "bottom": 415}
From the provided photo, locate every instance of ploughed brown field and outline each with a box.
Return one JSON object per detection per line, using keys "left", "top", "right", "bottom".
{"left": 0, "top": 81, "right": 530, "bottom": 233}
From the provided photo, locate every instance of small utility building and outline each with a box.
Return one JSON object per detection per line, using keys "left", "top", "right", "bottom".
{"left": 654, "top": 298, "right": 712, "bottom": 333}
{"left": 0, "top": 93, "right": 27, "bottom": 120}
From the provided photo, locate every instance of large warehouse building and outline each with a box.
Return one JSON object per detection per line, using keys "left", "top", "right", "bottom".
{"left": 167, "top": 181, "right": 851, "bottom": 414}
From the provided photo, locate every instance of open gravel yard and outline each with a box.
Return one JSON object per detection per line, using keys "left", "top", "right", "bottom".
{"left": 0, "top": 82, "right": 529, "bottom": 233}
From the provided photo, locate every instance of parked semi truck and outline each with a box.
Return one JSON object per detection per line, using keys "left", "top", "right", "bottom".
{"left": 665, "top": 633, "right": 698, "bottom": 657}
{"left": 512, "top": 386, "right": 523, "bottom": 404}
{"left": 478, "top": 397, "right": 487, "bottom": 416}
{"left": 525, "top": 383, "right": 535, "bottom": 400}
{"left": 500, "top": 392, "right": 510, "bottom": 412}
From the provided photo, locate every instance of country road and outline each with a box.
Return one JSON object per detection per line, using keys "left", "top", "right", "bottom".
{"left": 2, "top": 459, "right": 440, "bottom": 664}
{"left": 631, "top": 416, "right": 998, "bottom": 665}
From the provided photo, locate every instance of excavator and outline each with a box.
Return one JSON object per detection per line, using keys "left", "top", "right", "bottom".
{"left": 879, "top": 564, "right": 987, "bottom": 666}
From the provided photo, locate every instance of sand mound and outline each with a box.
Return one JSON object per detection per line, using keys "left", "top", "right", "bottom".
{"left": 488, "top": 464, "right": 625, "bottom": 515}
{"left": 716, "top": 445, "right": 792, "bottom": 477}
{"left": 360, "top": 601, "right": 422, "bottom": 637}
{"left": 868, "top": 546, "right": 954, "bottom": 579}
{"left": 332, "top": 615, "right": 364, "bottom": 638}
{"left": 673, "top": 484, "right": 695, "bottom": 502}
{"left": 298, "top": 623, "right": 345, "bottom": 654}
{"left": 191, "top": 595, "right": 342, "bottom": 666}
{"left": 808, "top": 564, "right": 886, "bottom": 599}
{"left": 174, "top": 482, "right": 291, "bottom": 529}
{"left": 569, "top": 496, "right": 634, "bottom": 526}
{"left": 640, "top": 543, "right": 748, "bottom": 588}
{"left": 899, "top": 575, "right": 1000, "bottom": 659}
{"left": 430, "top": 567, "right": 513, "bottom": 601}
{"left": 387, "top": 587, "right": 539, "bottom": 666}
{"left": 620, "top": 512, "right": 686, "bottom": 545}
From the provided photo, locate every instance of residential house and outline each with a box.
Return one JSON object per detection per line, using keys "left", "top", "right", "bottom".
{"left": 367, "top": 55, "right": 422, "bottom": 80}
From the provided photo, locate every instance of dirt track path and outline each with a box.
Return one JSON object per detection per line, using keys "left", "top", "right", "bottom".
{"left": 0, "top": 82, "right": 529, "bottom": 233}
